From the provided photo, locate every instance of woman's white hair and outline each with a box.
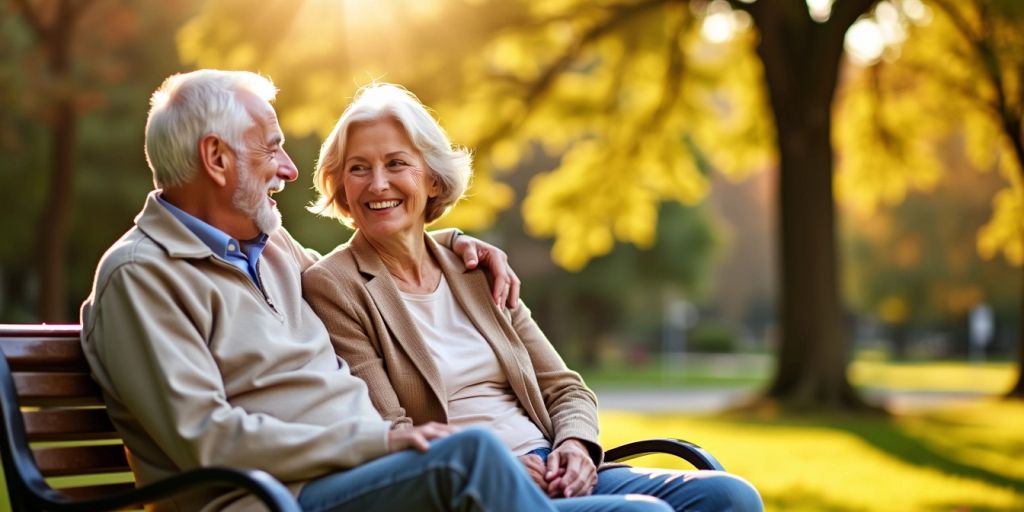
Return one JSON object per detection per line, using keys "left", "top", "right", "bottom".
{"left": 309, "top": 83, "right": 472, "bottom": 227}
{"left": 144, "top": 70, "right": 278, "bottom": 188}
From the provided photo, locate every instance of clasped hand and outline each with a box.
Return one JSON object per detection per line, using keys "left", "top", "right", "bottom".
{"left": 518, "top": 439, "right": 597, "bottom": 498}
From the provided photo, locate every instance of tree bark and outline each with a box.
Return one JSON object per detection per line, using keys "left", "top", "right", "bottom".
{"left": 37, "top": 100, "right": 77, "bottom": 322}
{"left": 1011, "top": 271, "right": 1024, "bottom": 397}
{"left": 28, "top": 0, "right": 81, "bottom": 322}
{"left": 743, "top": 0, "right": 876, "bottom": 409}
{"left": 1004, "top": 119, "right": 1024, "bottom": 398}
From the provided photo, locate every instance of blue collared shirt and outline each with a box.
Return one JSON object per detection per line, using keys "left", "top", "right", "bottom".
{"left": 157, "top": 194, "right": 268, "bottom": 286}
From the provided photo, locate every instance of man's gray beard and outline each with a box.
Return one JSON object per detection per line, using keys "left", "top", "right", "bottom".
{"left": 232, "top": 159, "right": 282, "bottom": 235}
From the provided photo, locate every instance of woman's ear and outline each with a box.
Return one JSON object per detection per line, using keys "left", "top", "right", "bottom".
{"left": 334, "top": 184, "right": 351, "bottom": 215}
{"left": 198, "top": 134, "right": 233, "bottom": 187}
{"left": 428, "top": 175, "right": 441, "bottom": 198}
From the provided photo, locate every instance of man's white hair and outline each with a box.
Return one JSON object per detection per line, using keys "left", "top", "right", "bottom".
{"left": 144, "top": 70, "right": 278, "bottom": 188}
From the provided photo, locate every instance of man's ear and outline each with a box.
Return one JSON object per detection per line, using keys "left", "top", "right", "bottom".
{"left": 198, "top": 134, "right": 233, "bottom": 187}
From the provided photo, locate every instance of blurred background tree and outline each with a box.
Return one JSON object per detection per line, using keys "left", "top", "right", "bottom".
{"left": 2, "top": 0, "right": 201, "bottom": 321}
{"left": 837, "top": 0, "right": 1024, "bottom": 396}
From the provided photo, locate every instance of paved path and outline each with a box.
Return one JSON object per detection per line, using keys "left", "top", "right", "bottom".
{"left": 594, "top": 387, "right": 992, "bottom": 413}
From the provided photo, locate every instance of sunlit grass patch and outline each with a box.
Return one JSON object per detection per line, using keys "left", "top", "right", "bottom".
{"left": 898, "top": 399, "right": 1024, "bottom": 482}
{"left": 583, "top": 354, "right": 1016, "bottom": 394}
{"left": 850, "top": 359, "right": 1014, "bottom": 393}
{"left": 600, "top": 404, "right": 1024, "bottom": 512}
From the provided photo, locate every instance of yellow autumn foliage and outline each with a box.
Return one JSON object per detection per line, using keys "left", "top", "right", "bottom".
{"left": 837, "top": 0, "right": 1024, "bottom": 269}
{"left": 177, "top": 0, "right": 772, "bottom": 269}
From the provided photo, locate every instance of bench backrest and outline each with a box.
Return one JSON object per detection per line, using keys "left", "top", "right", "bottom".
{"left": 0, "top": 324, "right": 135, "bottom": 508}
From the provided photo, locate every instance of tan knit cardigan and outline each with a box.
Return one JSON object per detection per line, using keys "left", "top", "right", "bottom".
{"left": 302, "top": 231, "right": 603, "bottom": 464}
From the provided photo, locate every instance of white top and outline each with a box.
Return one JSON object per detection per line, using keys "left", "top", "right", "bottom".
{"left": 400, "top": 275, "right": 550, "bottom": 455}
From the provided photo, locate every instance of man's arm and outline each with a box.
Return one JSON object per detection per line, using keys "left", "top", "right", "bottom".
{"left": 288, "top": 226, "right": 518, "bottom": 307}
{"left": 84, "top": 264, "right": 391, "bottom": 481}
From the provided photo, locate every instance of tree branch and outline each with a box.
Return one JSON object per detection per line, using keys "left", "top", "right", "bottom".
{"left": 931, "top": 0, "right": 980, "bottom": 51}
{"left": 897, "top": 59, "right": 997, "bottom": 117}
{"left": 12, "top": 0, "right": 48, "bottom": 39}
{"left": 829, "top": 0, "right": 879, "bottom": 33}
{"left": 67, "top": 0, "right": 96, "bottom": 23}
{"left": 646, "top": 5, "right": 689, "bottom": 129}
{"left": 474, "top": 0, "right": 672, "bottom": 157}
{"left": 723, "top": 0, "right": 753, "bottom": 15}
{"left": 1016, "top": 64, "right": 1024, "bottom": 126}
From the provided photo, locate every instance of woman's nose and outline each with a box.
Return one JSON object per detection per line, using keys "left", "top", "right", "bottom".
{"left": 369, "top": 167, "right": 389, "bottom": 192}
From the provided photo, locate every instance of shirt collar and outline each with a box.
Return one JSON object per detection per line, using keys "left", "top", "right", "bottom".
{"left": 156, "top": 193, "right": 267, "bottom": 260}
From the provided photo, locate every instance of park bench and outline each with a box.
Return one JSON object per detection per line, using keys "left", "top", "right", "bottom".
{"left": 0, "top": 324, "right": 723, "bottom": 511}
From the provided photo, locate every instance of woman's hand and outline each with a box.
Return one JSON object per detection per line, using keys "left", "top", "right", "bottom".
{"left": 451, "top": 233, "right": 521, "bottom": 309}
{"left": 545, "top": 439, "right": 597, "bottom": 498}
{"left": 517, "top": 453, "right": 549, "bottom": 493}
{"left": 387, "top": 422, "right": 459, "bottom": 452}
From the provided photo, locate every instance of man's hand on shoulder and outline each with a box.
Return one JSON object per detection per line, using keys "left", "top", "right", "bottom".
{"left": 451, "top": 232, "right": 521, "bottom": 309}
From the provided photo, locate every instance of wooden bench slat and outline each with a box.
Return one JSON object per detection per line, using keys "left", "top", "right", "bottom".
{"left": 56, "top": 482, "right": 137, "bottom": 501}
{"left": 0, "top": 325, "right": 81, "bottom": 337}
{"left": 13, "top": 372, "right": 103, "bottom": 405}
{"left": 0, "top": 337, "right": 86, "bottom": 369}
{"left": 34, "top": 444, "right": 130, "bottom": 477}
{"left": 25, "top": 408, "right": 118, "bottom": 441}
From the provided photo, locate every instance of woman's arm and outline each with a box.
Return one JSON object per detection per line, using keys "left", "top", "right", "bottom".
{"left": 302, "top": 264, "right": 414, "bottom": 430}
{"left": 507, "top": 302, "right": 604, "bottom": 497}
{"left": 509, "top": 302, "right": 602, "bottom": 465}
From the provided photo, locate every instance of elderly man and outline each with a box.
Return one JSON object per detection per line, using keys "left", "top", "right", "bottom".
{"left": 80, "top": 69, "right": 552, "bottom": 512}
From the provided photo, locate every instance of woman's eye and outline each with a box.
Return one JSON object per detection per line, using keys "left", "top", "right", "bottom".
{"left": 388, "top": 159, "right": 406, "bottom": 167}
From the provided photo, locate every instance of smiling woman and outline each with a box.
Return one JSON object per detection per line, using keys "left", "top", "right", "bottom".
{"left": 300, "top": 83, "right": 764, "bottom": 511}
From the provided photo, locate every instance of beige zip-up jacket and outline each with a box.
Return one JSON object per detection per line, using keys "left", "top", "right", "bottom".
{"left": 302, "top": 232, "right": 603, "bottom": 465}
{"left": 81, "top": 192, "right": 393, "bottom": 511}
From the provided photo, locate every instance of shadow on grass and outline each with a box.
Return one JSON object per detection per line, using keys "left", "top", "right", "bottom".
{"left": 732, "top": 410, "right": 1024, "bottom": 496}
{"left": 834, "top": 420, "right": 1024, "bottom": 494}
{"left": 926, "top": 501, "right": 1024, "bottom": 512}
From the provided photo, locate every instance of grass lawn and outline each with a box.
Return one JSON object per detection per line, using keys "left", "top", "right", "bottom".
{"left": 580, "top": 352, "right": 1018, "bottom": 393}
{"left": 2, "top": 360, "right": 1021, "bottom": 511}
{"left": 600, "top": 399, "right": 1024, "bottom": 512}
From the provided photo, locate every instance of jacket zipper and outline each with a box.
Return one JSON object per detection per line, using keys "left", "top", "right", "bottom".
{"left": 212, "top": 258, "right": 280, "bottom": 315}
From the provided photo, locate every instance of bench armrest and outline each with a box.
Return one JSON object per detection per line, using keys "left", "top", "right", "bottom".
{"left": 604, "top": 438, "right": 725, "bottom": 471}
{"left": 33, "top": 466, "right": 300, "bottom": 512}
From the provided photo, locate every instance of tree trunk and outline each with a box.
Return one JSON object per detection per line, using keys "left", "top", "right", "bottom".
{"left": 32, "top": 0, "right": 80, "bottom": 322}
{"left": 36, "top": 100, "right": 76, "bottom": 322}
{"left": 765, "top": 105, "right": 864, "bottom": 408}
{"left": 1005, "top": 119, "right": 1024, "bottom": 398}
{"left": 1010, "top": 273, "right": 1024, "bottom": 397}
{"left": 746, "top": 0, "right": 876, "bottom": 409}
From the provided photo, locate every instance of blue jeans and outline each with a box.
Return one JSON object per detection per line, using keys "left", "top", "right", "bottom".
{"left": 297, "top": 429, "right": 556, "bottom": 512}
{"left": 528, "top": 447, "right": 764, "bottom": 512}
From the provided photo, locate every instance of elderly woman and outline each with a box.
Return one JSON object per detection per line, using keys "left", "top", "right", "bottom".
{"left": 301, "top": 84, "right": 762, "bottom": 512}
